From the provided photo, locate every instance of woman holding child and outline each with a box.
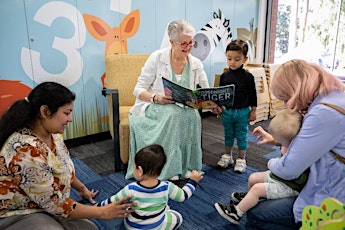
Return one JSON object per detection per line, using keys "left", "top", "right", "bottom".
{"left": 126, "top": 20, "right": 209, "bottom": 181}
{"left": 245, "top": 59, "right": 345, "bottom": 229}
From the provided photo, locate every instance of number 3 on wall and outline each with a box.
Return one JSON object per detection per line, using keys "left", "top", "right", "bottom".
{"left": 21, "top": 1, "right": 86, "bottom": 86}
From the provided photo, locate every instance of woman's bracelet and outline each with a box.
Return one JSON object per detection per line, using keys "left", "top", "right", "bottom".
{"left": 150, "top": 93, "right": 156, "bottom": 103}
{"left": 154, "top": 95, "right": 159, "bottom": 104}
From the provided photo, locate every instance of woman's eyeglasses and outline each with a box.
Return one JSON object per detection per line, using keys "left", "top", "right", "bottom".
{"left": 177, "top": 39, "right": 195, "bottom": 48}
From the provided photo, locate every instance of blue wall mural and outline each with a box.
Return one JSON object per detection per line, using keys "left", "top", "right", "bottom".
{"left": 0, "top": 0, "right": 259, "bottom": 139}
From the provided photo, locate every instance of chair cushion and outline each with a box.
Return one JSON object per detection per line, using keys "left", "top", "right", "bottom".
{"left": 120, "top": 106, "right": 131, "bottom": 121}
{"left": 107, "top": 105, "right": 130, "bottom": 164}
{"left": 105, "top": 54, "right": 150, "bottom": 166}
{"left": 119, "top": 117, "right": 130, "bottom": 164}
{"left": 119, "top": 106, "right": 131, "bottom": 164}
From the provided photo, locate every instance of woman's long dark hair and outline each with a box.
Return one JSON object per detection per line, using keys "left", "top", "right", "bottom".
{"left": 0, "top": 82, "right": 76, "bottom": 148}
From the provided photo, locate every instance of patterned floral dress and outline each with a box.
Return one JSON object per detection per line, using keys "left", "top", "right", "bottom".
{"left": 0, "top": 129, "right": 76, "bottom": 218}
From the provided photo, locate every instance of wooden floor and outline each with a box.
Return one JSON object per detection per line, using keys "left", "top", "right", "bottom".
{"left": 69, "top": 113, "right": 275, "bottom": 176}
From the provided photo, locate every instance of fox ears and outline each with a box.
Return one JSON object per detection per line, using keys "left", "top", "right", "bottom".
{"left": 83, "top": 10, "right": 140, "bottom": 41}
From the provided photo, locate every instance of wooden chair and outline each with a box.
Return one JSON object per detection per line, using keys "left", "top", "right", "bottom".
{"left": 300, "top": 197, "right": 345, "bottom": 230}
{"left": 103, "top": 54, "right": 149, "bottom": 171}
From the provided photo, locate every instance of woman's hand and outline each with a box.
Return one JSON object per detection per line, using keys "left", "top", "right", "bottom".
{"left": 79, "top": 187, "right": 99, "bottom": 205}
{"left": 101, "top": 196, "right": 135, "bottom": 219}
{"left": 71, "top": 195, "right": 135, "bottom": 219}
{"left": 72, "top": 177, "right": 99, "bottom": 204}
{"left": 155, "top": 94, "right": 175, "bottom": 105}
{"left": 252, "top": 126, "right": 277, "bottom": 146}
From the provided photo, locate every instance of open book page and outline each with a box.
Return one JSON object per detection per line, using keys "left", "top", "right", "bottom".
{"left": 162, "top": 77, "right": 235, "bottom": 109}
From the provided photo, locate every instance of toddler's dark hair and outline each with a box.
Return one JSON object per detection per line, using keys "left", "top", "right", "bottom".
{"left": 135, "top": 144, "right": 167, "bottom": 177}
{"left": 226, "top": 39, "right": 248, "bottom": 56}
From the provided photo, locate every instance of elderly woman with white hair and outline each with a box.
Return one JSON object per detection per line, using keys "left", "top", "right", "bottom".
{"left": 126, "top": 20, "right": 209, "bottom": 181}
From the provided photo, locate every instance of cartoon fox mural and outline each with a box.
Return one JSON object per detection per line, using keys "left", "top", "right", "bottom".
{"left": 83, "top": 9, "right": 140, "bottom": 87}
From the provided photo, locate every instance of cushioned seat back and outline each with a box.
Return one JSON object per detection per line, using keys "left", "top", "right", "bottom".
{"left": 106, "top": 54, "right": 150, "bottom": 106}
{"left": 105, "top": 54, "right": 150, "bottom": 165}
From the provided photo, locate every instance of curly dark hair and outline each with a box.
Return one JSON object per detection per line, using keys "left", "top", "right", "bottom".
{"left": 226, "top": 39, "right": 248, "bottom": 56}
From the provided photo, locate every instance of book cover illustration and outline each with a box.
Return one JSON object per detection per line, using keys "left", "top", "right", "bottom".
{"left": 162, "top": 77, "right": 235, "bottom": 109}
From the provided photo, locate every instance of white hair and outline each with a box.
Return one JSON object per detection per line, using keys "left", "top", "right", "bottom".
{"left": 167, "top": 20, "right": 195, "bottom": 41}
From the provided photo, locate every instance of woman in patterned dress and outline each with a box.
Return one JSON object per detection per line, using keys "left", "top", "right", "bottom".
{"left": 0, "top": 82, "right": 133, "bottom": 229}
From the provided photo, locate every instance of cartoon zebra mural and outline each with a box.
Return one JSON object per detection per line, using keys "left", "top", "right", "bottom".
{"left": 191, "top": 9, "right": 232, "bottom": 61}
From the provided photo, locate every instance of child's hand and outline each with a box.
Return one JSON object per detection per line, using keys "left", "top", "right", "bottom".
{"left": 253, "top": 126, "right": 276, "bottom": 145}
{"left": 211, "top": 106, "right": 224, "bottom": 119}
{"left": 249, "top": 110, "right": 256, "bottom": 122}
{"left": 190, "top": 170, "right": 203, "bottom": 182}
{"left": 211, "top": 106, "right": 222, "bottom": 114}
{"left": 216, "top": 113, "right": 222, "bottom": 119}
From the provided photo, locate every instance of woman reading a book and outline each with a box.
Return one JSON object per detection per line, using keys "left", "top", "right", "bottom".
{"left": 126, "top": 20, "right": 209, "bottom": 181}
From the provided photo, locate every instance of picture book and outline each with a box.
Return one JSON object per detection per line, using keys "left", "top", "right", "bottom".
{"left": 162, "top": 77, "right": 235, "bottom": 109}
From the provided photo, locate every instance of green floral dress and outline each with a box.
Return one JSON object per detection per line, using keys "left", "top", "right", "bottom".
{"left": 126, "top": 61, "right": 203, "bottom": 180}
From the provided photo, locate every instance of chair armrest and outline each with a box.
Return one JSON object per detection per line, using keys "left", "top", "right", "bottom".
{"left": 102, "top": 88, "right": 122, "bottom": 172}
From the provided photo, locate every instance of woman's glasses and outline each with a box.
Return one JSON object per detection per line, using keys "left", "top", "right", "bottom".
{"left": 177, "top": 39, "right": 195, "bottom": 48}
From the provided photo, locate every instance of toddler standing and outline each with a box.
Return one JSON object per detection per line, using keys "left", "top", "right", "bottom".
{"left": 217, "top": 39, "right": 257, "bottom": 173}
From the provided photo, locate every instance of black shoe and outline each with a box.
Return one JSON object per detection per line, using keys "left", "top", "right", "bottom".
{"left": 231, "top": 192, "right": 247, "bottom": 203}
{"left": 214, "top": 203, "right": 241, "bottom": 224}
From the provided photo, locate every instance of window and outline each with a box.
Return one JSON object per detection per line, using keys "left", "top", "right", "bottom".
{"left": 270, "top": 0, "right": 345, "bottom": 76}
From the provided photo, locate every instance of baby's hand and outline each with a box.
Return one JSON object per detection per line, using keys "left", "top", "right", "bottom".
{"left": 190, "top": 170, "right": 203, "bottom": 182}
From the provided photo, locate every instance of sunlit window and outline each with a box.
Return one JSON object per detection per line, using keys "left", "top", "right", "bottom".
{"left": 271, "top": 0, "right": 345, "bottom": 77}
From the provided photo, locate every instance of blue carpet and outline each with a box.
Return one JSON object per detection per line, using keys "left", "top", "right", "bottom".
{"left": 71, "top": 158, "right": 259, "bottom": 229}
